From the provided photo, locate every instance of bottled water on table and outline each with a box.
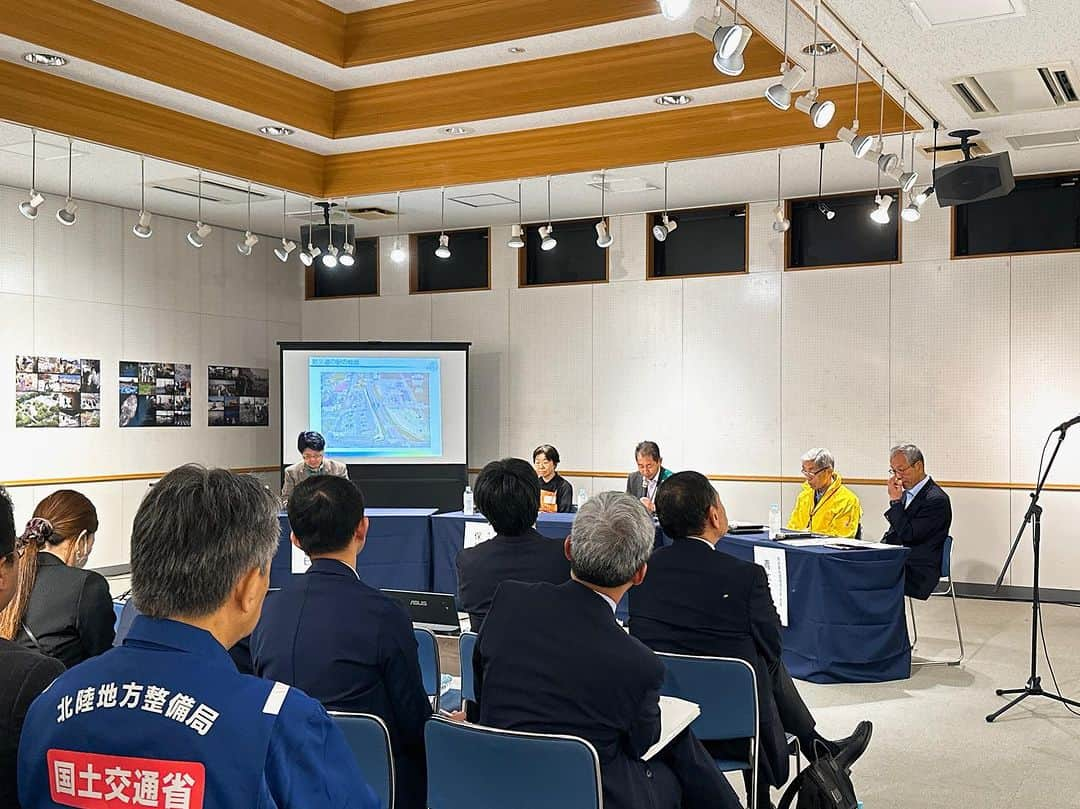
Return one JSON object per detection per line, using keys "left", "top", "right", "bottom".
{"left": 768, "top": 503, "right": 782, "bottom": 538}
{"left": 463, "top": 486, "right": 475, "bottom": 515}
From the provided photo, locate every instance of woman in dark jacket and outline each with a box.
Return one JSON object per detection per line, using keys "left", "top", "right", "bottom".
{"left": 0, "top": 490, "right": 114, "bottom": 668}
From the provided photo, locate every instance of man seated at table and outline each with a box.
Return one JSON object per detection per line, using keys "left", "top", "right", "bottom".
{"left": 474, "top": 491, "right": 741, "bottom": 809}
{"left": 787, "top": 448, "right": 862, "bottom": 537}
{"left": 626, "top": 441, "right": 673, "bottom": 514}
{"left": 629, "top": 471, "right": 872, "bottom": 808}
{"left": 457, "top": 458, "right": 571, "bottom": 631}
{"left": 251, "top": 476, "right": 432, "bottom": 809}
{"left": 883, "top": 443, "right": 952, "bottom": 600}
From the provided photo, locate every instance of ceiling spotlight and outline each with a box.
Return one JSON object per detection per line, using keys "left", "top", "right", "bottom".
{"left": 694, "top": 11, "right": 751, "bottom": 62}
{"left": 187, "top": 221, "right": 212, "bottom": 248}
{"left": 870, "top": 194, "right": 893, "bottom": 224}
{"left": 339, "top": 240, "right": 356, "bottom": 267}
{"left": 794, "top": 87, "right": 835, "bottom": 128}
{"left": 901, "top": 199, "right": 922, "bottom": 222}
{"left": 299, "top": 243, "right": 321, "bottom": 267}
{"left": 390, "top": 239, "right": 407, "bottom": 264}
{"left": 764, "top": 64, "right": 806, "bottom": 111}
{"left": 274, "top": 237, "right": 296, "bottom": 262}
{"left": 322, "top": 244, "right": 339, "bottom": 267}
{"left": 441, "top": 126, "right": 474, "bottom": 136}
{"left": 435, "top": 233, "right": 451, "bottom": 259}
{"left": 23, "top": 52, "right": 67, "bottom": 67}
{"left": 237, "top": 231, "right": 259, "bottom": 256}
{"left": 713, "top": 49, "right": 746, "bottom": 77}
{"left": 539, "top": 224, "right": 557, "bottom": 251}
{"left": 133, "top": 210, "right": 153, "bottom": 239}
{"left": 655, "top": 93, "right": 693, "bottom": 106}
{"left": 258, "top": 126, "right": 294, "bottom": 137}
{"left": 772, "top": 204, "right": 790, "bottom": 233}
{"left": 877, "top": 151, "right": 899, "bottom": 175}
{"left": 507, "top": 46, "right": 526, "bottom": 54}
{"left": 56, "top": 139, "right": 78, "bottom": 226}
{"left": 19, "top": 190, "right": 44, "bottom": 220}
{"left": 838, "top": 126, "right": 875, "bottom": 158}
{"left": 817, "top": 202, "right": 835, "bottom": 220}
{"left": 595, "top": 220, "right": 613, "bottom": 248}
{"left": 887, "top": 166, "right": 919, "bottom": 193}
{"left": 913, "top": 185, "right": 934, "bottom": 207}
{"left": 507, "top": 223, "right": 525, "bottom": 249}
{"left": 658, "top": 0, "right": 692, "bottom": 20}
{"left": 653, "top": 214, "right": 677, "bottom": 241}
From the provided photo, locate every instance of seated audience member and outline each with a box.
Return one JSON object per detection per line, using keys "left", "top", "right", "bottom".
{"left": 0, "top": 487, "right": 64, "bottom": 809}
{"left": 281, "top": 430, "right": 349, "bottom": 502}
{"left": 0, "top": 490, "right": 114, "bottom": 668}
{"left": 474, "top": 491, "right": 742, "bottom": 809}
{"left": 17, "top": 465, "right": 378, "bottom": 809}
{"left": 252, "top": 476, "right": 432, "bottom": 809}
{"left": 457, "top": 458, "right": 571, "bottom": 631}
{"left": 883, "top": 443, "right": 952, "bottom": 599}
{"left": 629, "top": 472, "right": 872, "bottom": 808}
{"left": 787, "top": 448, "right": 862, "bottom": 538}
{"left": 625, "top": 441, "right": 673, "bottom": 514}
{"left": 533, "top": 444, "right": 574, "bottom": 512}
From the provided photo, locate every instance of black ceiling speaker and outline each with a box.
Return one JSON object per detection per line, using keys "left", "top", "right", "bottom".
{"left": 933, "top": 129, "right": 1015, "bottom": 207}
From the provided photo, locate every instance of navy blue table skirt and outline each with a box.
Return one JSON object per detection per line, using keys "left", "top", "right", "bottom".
{"left": 718, "top": 533, "right": 911, "bottom": 683}
{"left": 272, "top": 509, "right": 435, "bottom": 591}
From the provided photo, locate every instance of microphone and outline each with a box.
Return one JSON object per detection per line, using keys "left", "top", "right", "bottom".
{"left": 641, "top": 477, "right": 649, "bottom": 500}
{"left": 1056, "top": 414, "right": 1080, "bottom": 432}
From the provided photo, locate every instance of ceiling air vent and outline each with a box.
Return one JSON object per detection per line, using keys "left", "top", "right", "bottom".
{"left": 1006, "top": 129, "right": 1080, "bottom": 150}
{"left": 948, "top": 63, "right": 1080, "bottom": 118}
{"left": 152, "top": 176, "right": 273, "bottom": 205}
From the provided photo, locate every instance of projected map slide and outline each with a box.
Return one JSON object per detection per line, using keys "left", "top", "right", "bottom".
{"left": 309, "top": 357, "right": 442, "bottom": 457}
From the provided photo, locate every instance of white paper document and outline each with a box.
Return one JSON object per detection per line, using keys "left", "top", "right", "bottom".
{"left": 643, "top": 696, "right": 701, "bottom": 761}
{"left": 290, "top": 543, "right": 311, "bottom": 574}
{"left": 753, "top": 546, "right": 789, "bottom": 627}
{"left": 464, "top": 521, "right": 497, "bottom": 549}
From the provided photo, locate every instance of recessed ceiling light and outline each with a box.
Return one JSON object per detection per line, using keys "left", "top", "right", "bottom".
{"left": 258, "top": 126, "right": 294, "bottom": 137}
{"left": 442, "top": 126, "right": 474, "bottom": 136}
{"left": 801, "top": 41, "right": 837, "bottom": 56}
{"left": 655, "top": 93, "right": 693, "bottom": 106}
{"left": 23, "top": 52, "right": 68, "bottom": 67}
{"left": 508, "top": 46, "right": 526, "bottom": 54}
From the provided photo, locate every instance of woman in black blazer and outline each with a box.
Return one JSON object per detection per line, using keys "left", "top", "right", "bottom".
{"left": 0, "top": 490, "right": 114, "bottom": 668}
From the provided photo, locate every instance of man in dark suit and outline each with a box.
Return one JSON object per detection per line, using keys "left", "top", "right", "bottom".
{"left": 629, "top": 472, "right": 872, "bottom": 809}
{"left": 625, "top": 440, "right": 674, "bottom": 514}
{"left": 0, "top": 487, "right": 65, "bottom": 809}
{"left": 474, "top": 491, "right": 741, "bottom": 809}
{"left": 251, "top": 476, "right": 433, "bottom": 809}
{"left": 883, "top": 443, "right": 952, "bottom": 599}
{"left": 457, "top": 458, "right": 570, "bottom": 631}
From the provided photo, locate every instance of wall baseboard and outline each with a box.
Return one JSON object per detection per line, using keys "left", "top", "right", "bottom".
{"left": 956, "top": 582, "right": 1080, "bottom": 605}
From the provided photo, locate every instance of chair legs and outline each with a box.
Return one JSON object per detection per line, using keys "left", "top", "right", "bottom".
{"left": 910, "top": 574, "right": 964, "bottom": 667}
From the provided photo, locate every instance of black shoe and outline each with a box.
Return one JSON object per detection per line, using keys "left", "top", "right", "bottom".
{"left": 830, "top": 720, "right": 873, "bottom": 771}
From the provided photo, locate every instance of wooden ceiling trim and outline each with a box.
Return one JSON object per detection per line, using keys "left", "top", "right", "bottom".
{"left": 342, "top": 0, "right": 662, "bottom": 68}
{"left": 0, "top": 62, "right": 324, "bottom": 197}
{"left": 323, "top": 83, "right": 907, "bottom": 196}
{"left": 334, "top": 33, "right": 781, "bottom": 138}
{"left": 4, "top": 0, "right": 335, "bottom": 138}
{"left": 176, "top": 0, "right": 346, "bottom": 66}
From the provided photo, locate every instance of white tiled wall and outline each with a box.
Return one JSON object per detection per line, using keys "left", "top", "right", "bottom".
{"left": 0, "top": 183, "right": 300, "bottom": 570}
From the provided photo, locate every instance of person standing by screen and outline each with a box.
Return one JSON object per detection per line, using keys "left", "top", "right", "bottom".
{"left": 281, "top": 431, "right": 349, "bottom": 503}
{"left": 533, "top": 444, "right": 574, "bottom": 513}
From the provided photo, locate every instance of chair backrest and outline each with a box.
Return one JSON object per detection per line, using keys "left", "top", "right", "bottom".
{"left": 459, "top": 631, "right": 478, "bottom": 702}
{"left": 424, "top": 717, "right": 602, "bottom": 809}
{"left": 112, "top": 601, "right": 124, "bottom": 625}
{"left": 656, "top": 652, "right": 758, "bottom": 743}
{"left": 414, "top": 627, "right": 440, "bottom": 709}
{"left": 941, "top": 535, "right": 953, "bottom": 578}
{"left": 330, "top": 712, "right": 395, "bottom": 809}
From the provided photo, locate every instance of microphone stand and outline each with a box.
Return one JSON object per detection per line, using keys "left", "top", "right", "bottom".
{"left": 986, "top": 425, "right": 1080, "bottom": 722}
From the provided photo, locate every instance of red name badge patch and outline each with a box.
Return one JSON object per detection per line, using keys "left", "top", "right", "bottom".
{"left": 47, "top": 749, "right": 205, "bottom": 809}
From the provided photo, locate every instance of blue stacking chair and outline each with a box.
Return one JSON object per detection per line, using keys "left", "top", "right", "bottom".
{"left": 330, "top": 711, "right": 395, "bottom": 809}
{"left": 909, "top": 536, "right": 965, "bottom": 666}
{"left": 112, "top": 601, "right": 124, "bottom": 626}
{"left": 424, "top": 716, "right": 602, "bottom": 809}
{"left": 458, "top": 631, "right": 478, "bottom": 704}
{"left": 414, "top": 627, "right": 441, "bottom": 710}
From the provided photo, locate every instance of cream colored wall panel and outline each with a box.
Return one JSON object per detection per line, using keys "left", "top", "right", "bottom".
{"left": 507, "top": 284, "right": 594, "bottom": 470}
{"left": 266, "top": 321, "right": 301, "bottom": 466}
{"left": 0, "top": 185, "right": 35, "bottom": 295}
{"left": 748, "top": 202, "right": 783, "bottom": 274}
{"left": 781, "top": 265, "right": 890, "bottom": 479}
{"left": 945, "top": 488, "right": 1013, "bottom": 585}
{"left": 488, "top": 228, "right": 518, "bottom": 291}
{"left": 901, "top": 198, "right": 950, "bottom": 264}
{"left": 847, "top": 483, "right": 888, "bottom": 541}
{"left": 358, "top": 294, "right": 432, "bottom": 340}
{"left": 431, "top": 290, "right": 510, "bottom": 466}
{"left": 35, "top": 200, "right": 123, "bottom": 305}
{"left": 122, "top": 213, "right": 201, "bottom": 313}
{"left": 592, "top": 280, "right": 683, "bottom": 471}
{"left": 200, "top": 230, "right": 269, "bottom": 321}
{"left": 1006, "top": 490, "right": 1080, "bottom": 590}
{"left": 121, "top": 306, "right": 201, "bottom": 365}
{"left": 683, "top": 273, "right": 781, "bottom": 475}
{"left": 301, "top": 298, "right": 360, "bottom": 340}
{"left": 0, "top": 293, "right": 35, "bottom": 482}
{"left": 890, "top": 259, "right": 1010, "bottom": 481}
{"left": 202, "top": 314, "right": 269, "bottom": 369}
{"left": 720, "top": 480, "right": 785, "bottom": 527}
{"left": 1010, "top": 252, "right": 1080, "bottom": 484}
{"left": 120, "top": 478, "right": 156, "bottom": 564}
{"left": 266, "top": 249, "right": 303, "bottom": 325}
{"left": 609, "top": 214, "right": 647, "bottom": 283}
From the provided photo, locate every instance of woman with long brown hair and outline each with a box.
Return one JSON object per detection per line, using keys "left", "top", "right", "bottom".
{"left": 0, "top": 490, "right": 114, "bottom": 667}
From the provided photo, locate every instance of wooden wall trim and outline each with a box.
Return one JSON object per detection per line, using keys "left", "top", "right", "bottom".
{"left": 0, "top": 466, "right": 279, "bottom": 489}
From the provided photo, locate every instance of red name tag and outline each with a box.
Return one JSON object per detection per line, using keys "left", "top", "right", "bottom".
{"left": 47, "top": 749, "right": 205, "bottom": 809}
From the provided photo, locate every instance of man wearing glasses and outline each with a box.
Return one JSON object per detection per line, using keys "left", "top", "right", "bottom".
{"left": 883, "top": 443, "right": 952, "bottom": 600}
{"left": 787, "top": 448, "right": 862, "bottom": 537}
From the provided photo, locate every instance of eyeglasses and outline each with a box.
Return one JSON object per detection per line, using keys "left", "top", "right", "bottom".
{"left": 801, "top": 467, "right": 828, "bottom": 479}
{"left": 889, "top": 466, "right": 911, "bottom": 476}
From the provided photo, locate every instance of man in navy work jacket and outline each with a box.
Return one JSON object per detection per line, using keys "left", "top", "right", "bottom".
{"left": 252, "top": 475, "right": 432, "bottom": 809}
{"left": 474, "top": 491, "right": 741, "bottom": 809}
{"left": 18, "top": 464, "right": 378, "bottom": 809}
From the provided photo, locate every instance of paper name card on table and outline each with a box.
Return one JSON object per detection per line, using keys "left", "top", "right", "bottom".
{"left": 464, "top": 521, "right": 497, "bottom": 549}
{"left": 643, "top": 696, "right": 701, "bottom": 761}
{"left": 753, "top": 546, "right": 789, "bottom": 627}
{"left": 291, "top": 543, "right": 311, "bottom": 574}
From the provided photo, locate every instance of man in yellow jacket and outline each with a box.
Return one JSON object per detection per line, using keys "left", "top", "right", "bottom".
{"left": 787, "top": 448, "right": 862, "bottom": 538}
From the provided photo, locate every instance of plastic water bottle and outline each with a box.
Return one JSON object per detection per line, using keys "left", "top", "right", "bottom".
{"left": 768, "top": 503, "right": 781, "bottom": 539}
{"left": 463, "top": 486, "right": 474, "bottom": 515}
{"left": 576, "top": 488, "right": 588, "bottom": 510}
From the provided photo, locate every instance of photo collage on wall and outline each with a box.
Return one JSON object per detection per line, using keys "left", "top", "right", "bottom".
{"left": 208, "top": 365, "right": 270, "bottom": 426}
{"left": 15, "top": 356, "right": 101, "bottom": 428}
{"left": 119, "top": 362, "right": 192, "bottom": 427}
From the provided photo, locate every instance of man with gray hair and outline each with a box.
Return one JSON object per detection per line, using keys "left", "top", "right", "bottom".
{"left": 884, "top": 443, "right": 952, "bottom": 599}
{"left": 787, "top": 447, "right": 862, "bottom": 537}
{"left": 18, "top": 464, "right": 378, "bottom": 809}
{"left": 473, "top": 491, "right": 740, "bottom": 809}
